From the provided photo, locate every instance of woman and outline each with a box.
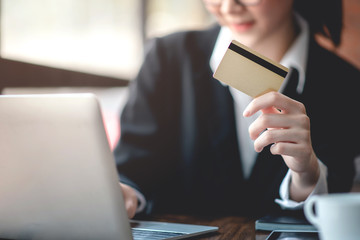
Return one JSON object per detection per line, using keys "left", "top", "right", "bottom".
{"left": 115, "top": 0, "right": 360, "bottom": 218}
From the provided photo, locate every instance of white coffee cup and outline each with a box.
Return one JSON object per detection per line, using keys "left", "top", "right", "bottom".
{"left": 304, "top": 193, "right": 360, "bottom": 240}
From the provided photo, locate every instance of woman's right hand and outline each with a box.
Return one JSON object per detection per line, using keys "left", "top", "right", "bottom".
{"left": 119, "top": 183, "right": 138, "bottom": 218}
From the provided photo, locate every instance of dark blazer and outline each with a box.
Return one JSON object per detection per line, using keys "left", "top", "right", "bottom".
{"left": 114, "top": 25, "right": 360, "bottom": 217}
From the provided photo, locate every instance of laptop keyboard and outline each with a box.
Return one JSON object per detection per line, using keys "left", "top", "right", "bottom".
{"left": 132, "top": 228, "right": 185, "bottom": 240}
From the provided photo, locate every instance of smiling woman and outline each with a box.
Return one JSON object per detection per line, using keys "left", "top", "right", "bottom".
{"left": 114, "top": 0, "right": 360, "bottom": 219}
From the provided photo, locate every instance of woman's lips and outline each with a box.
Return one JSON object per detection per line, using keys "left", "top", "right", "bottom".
{"left": 230, "top": 21, "right": 254, "bottom": 32}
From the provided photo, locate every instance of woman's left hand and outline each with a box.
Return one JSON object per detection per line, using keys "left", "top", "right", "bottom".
{"left": 243, "top": 91, "right": 319, "bottom": 201}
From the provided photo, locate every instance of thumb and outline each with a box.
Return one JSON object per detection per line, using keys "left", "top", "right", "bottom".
{"left": 120, "top": 183, "right": 138, "bottom": 218}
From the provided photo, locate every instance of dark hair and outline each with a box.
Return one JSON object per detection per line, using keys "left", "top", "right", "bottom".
{"left": 294, "top": 0, "right": 343, "bottom": 46}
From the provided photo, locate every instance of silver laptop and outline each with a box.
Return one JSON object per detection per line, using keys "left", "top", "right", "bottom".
{"left": 0, "top": 93, "right": 218, "bottom": 240}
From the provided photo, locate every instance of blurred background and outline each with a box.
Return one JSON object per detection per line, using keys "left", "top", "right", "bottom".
{"left": 0, "top": 0, "right": 214, "bottom": 149}
{"left": 1, "top": 0, "right": 213, "bottom": 79}
{"left": 0, "top": 0, "right": 359, "bottom": 188}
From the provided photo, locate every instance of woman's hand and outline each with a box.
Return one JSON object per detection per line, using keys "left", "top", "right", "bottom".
{"left": 119, "top": 183, "right": 138, "bottom": 218}
{"left": 243, "top": 91, "right": 320, "bottom": 201}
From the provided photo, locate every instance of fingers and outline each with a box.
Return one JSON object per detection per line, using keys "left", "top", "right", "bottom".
{"left": 243, "top": 91, "right": 313, "bottom": 163}
{"left": 243, "top": 92, "right": 319, "bottom": 186}
{"left": 243, "top": 91, "right": 306, "bottom": 117}
{"left": 270, "top": 141, "right": 313, "bottom": 160}
{"left": 254, "top": 128, "right": 310, "bottom": 153}
{"left": 248, "top": 113, "right": 310, "bottom": 140}
{"left": 120, "top": 183, "right": 138, "bottom": 219}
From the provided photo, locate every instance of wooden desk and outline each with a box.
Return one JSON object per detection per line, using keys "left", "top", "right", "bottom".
{"left": 139, "top": 182, "right": 359, "bottom": 239}
{"left": 139, "top": 214, "right": 270, "bottom": 240}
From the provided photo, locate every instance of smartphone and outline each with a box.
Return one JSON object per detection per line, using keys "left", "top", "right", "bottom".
{"left": 266, "top": 230, "right": 319, "bottom": 240}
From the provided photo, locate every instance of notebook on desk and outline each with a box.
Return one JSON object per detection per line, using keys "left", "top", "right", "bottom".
{"left": 0, "top": 93, "right": 218, "bottom": 240}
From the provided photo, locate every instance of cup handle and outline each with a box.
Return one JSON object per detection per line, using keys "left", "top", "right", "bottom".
{"left": 304, "top": 196, "right": 320, "bottom": 228}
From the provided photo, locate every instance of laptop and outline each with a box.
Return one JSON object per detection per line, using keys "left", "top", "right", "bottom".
{"left": 0, "top": 93, "right": 218, "bottom": 240}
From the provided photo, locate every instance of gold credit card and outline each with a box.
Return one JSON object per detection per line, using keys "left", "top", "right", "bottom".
{"left": 213, "top": 40, "right": 289, "bottom": 98}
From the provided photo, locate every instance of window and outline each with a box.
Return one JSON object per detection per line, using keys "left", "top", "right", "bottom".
{"left": 1, "top": 0, "right": 142, "bottom": 79}
{"left": 1, "top": 0, "right": 213, "bottom": 80}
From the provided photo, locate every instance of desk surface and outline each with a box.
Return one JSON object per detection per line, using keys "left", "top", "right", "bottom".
{"left": 140, "top": 214, "right": 270, "bottom": 240}
{"left": 140, "top": 184, "right": 360, "bottom": 239}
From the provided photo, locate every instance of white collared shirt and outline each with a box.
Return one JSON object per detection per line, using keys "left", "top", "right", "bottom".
{"left": 210, "top": 15, "right": 328, "bottom": 209}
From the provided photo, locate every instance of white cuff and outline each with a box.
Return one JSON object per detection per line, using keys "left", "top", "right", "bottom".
{"left": 132, "top": 188, "right": 147, "bottom": 214}
{"left": 275, "top": 159, "right": 328, "bottom": 210}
